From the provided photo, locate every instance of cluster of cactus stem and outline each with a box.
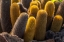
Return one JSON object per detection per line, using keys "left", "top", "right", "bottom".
{"left": 0, "top": 0, "right": 64, "bottom": 42}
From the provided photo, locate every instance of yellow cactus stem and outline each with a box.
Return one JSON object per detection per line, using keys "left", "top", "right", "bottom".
{"left": 44, "top": 1, "right": 55, "bottom": 17}
{"left": 28, "top": 1, "right": 40, "bottom": 15}
{"left": 29, "top": 5, "right": 39, "bottom": 18}
{"left": 10, "top": 3, "right": 20, "bottom": 26}
{"left": 27, "top": 1, "right": 38, "bottom": 15}
{"left": 32, "top": 0, "right": 41, "bottom": 2}
{"left": 11, "top": 0, "right": 20, "bottom": 5}
{"left": 24, "top": 16, "right": 36, "bottom": 42}
{"left": 11, "top": 13, "right": 28, "bottom": 38}
{"left": 44, "top": 1, "right": 55, "bottom": 30}
{"left": 51, "top": 15, "right": 63, "bottom": 32}
{"left": 41, "top": 0, "right": 51, "bottom": 9}
{"left": 34, "top": 10, "right": 47, "bottom": 41}
{"left": 37, "top": 1, "right": 41, "bottom": 9}
{"left": 30, "top": 1, "right": 38, "bottom": 7}
{"left": 30, "top": 1, "right": 41, "bottom": 9}
{"left": 32, "top": 0, "right": 38, "bottom": 1}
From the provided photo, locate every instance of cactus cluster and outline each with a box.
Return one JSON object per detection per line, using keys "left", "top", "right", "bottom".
{"left": 0, "top": 0, "right": 64, "bottom": 42}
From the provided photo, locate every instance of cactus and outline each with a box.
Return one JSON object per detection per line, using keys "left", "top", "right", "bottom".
{"left": 37, "top": 1, "right": 41, "bottom": 9}
{"left": 24, "top": 16, "right": 36, "bottom": 42}
{"left": 10, "top": 3, "right": 20, "bottom": 26}
{"left": 30, "top": 1, "right": 38, "bottom": 7}
{"left": 18, "top": 3, "right": 27, "bottom": 12}
{"left": 44, "top": 1, "right": 55, "bottom": 30}
{"left": 34, "top": 10, "right": 47, "bottom": 41}
{"left": 29, "top": 5, "right": 39, "bottom": 18}
{"left": 11, "top": 0, "right": 20, "bottom": 4}
{"left": 56, "top": 0, "right": 64, "bottom": 23}
{"left": 1, "top": 0, "right": 12, "bottom": 33}
{"left": 21, "top": 0, "right": 32, "bottom": 9}
{"left": 0, "top": 19, "right": 2, "bottom": 33}
{"left": 32, "top": 0, "right": 41, "bottom": 2}
{"left": 30, "top": 1, "right": 41, "bottom": 9}
{"left": 11, "top": 13, "right": 28, "bottom": 38}
{"left": 54, "top": 1, "right": 60, "bottom": 15}
{"left": 44, "top": 1, "right": 55, "bottom": 17}
{"left": 41, "top": 0, "right": 51, "bottom": 9}
{"left": 32, "top": 0, "right": 38, "bottom": 1}
{"left": 51, "top": 15, "right": 63, "bottom": 32}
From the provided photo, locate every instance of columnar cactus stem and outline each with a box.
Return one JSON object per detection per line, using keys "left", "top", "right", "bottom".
{"left": 51, "top": 15, "right": 63, "bottom": 32}
{"left": 1, "top": 0, "right": 12, "bottom": 33}
{"left": 24, "top": 16, "right": 36, "bottom": 42}
{"left": 10, "top": 3, "right": 20, "bottom": 26}
{"left": 11, "top": 13, "right": 28, "bottom": 38}
{"left": 44, "top": 1, "right": 55, "bottom": 30}
{"left": 34, "top": 10, "right": 47, "bottom": 40}
{"left": 29, "top": 5, "right": 39, "bottom": 18}
{"left": 11, "top": 0, "right": 20, "bottom": 5}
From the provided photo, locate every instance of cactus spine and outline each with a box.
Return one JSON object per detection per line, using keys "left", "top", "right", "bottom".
{"left": 11, "top": 13, "right": 28, "bottom": 38}
{"left": 34, "top": 10, "right": 47, "bottom": 41}
{"left": 10, "top": 3, "right": 20, "bottom": 26}
{"left": 51, "top": 15, "right": 63, "bottom": 32}
{"left": 24, "top": 16, "right": 36, "bottom": 42}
